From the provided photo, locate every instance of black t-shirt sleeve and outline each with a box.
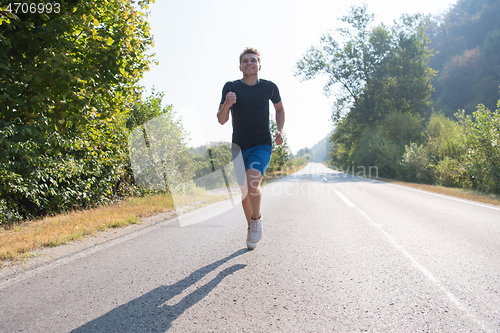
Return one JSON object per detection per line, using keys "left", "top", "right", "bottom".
{"left": 270, "top": 81, "right": 281, "bottom": 104}
{"left": 220, "top": 81, "right": 232, "bottom": 105}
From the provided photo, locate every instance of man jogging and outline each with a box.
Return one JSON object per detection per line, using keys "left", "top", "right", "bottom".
{"left": 217, "top": 47, "right": 285, "bottom": 250}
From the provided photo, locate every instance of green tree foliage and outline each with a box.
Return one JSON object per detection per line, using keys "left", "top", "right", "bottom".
{"left": 353, "top": 112, "right": 423, "bottom": 178}
{"left": 0, "top": 0, "right": 156, "bottom": 224}
{"left": 457, "top": 103, "right": 500, "bottom": 193}
{"left": 295, "top": 5, "right": 380, "bottom": 123}
{"left": 1, "top": 0, "right": 155, "bottom": 125}
{"left": 296, "top": 5, "right": 435, "bottom": 169}
{"left": 295, "top": 148, "right": 314, "bottom": 162}
{"left": 428, "top": 0, "right": 500, "bottom": 116}
{"left": 399, "top": 114, "right": 454, "bottom": 184}
{"left": 400, "top": 102, "right": 500, "bottom": 194}
{"left": 289, "top": 147, "right": 313, "bottom": 168}
{"left": 424, "top": 112, "right": 466, "bottom": 163}
{"left": 419, "top": 112, "right": 467, "bottom": 186}
{"left": 0, "top": 112, "right": 132, "bottom": 223}
{"left": 128, "top": 92, "right": 194, "bottom": 194}
{"left": 268, "top": 118, "right": 290, "bottom": 172}
{"left": 126, "top": 90, "right": 171, "bottom": 131}
{"left": 189, "top": 143, "right": 237, "bottom": 190}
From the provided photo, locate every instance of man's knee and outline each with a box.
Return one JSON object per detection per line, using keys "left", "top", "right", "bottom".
{"left": 248, "top": 185, "right": 261, "bottom": 196}
{"left": 246, "top": 169, "right": 262, "bottom": 189}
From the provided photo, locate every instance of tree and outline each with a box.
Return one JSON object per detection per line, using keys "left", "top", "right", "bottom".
{"left": 1, "top": 0, "right": 155, "bottom": 126}
{"left": 128, "top": 91, "right": 194, "bottom": 193}
{"left": 268, "top": 118, "right": 290, "bottom": 172}
{"left": 428, "top": 0, "right": 500, "bottom": 116}
{"left": 295, "top": 4, "right": 381, "bottom": 123}
{"left": 295, "top": 5, "right": 435, "bottom": 167}
{"left": 456, "top": 102, "right": 500, "bottom": 193}
{"left": 0, "top": 0, "right": 156, "bottom": 223}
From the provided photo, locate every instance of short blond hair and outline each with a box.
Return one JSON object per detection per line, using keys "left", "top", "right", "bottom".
{"left": 239, "top": 47, "right": 261, "bottom": 64}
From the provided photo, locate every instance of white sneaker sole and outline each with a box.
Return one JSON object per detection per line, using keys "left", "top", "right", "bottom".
{"left": 246, "top": 240, "right": 256, "bottom": 250}
{"left": 246, "top": 229, "right": 257, "bottom": 250}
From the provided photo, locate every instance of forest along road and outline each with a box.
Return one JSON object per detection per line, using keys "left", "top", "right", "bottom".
{"left": 1, "top": 163, "right": 500, "bottom": 332}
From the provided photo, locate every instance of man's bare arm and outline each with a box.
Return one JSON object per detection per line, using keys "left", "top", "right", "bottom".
{"left": 217, "top": 104, "right": 230, "bottom": 125}
{"left": 274, "top": 100, "right": 285, "bottom": 145}
{"left": 217, "top": 91, "right": 237, "bottom": 125}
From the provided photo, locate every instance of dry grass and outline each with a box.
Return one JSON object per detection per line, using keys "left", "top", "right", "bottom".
{"left": 0, "top": 186, "right": 228, "bottom": 265}
{"left": 377, "top": 178, "right": 500, "bottom": 206}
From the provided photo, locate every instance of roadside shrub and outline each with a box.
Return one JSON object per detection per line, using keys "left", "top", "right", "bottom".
{"left": 0, "top": 115, "right": 132, "bottom": 224}
{"left": 292, "top": 156, "right": 307, "bottom": 167}
{"left": 425, "top": 112, "right": 466, "bottom": 163}
{"left": 456, "top": 104, "right": 500, "bottom": 193}
{"left": 399, "top": 142, "right": 433, "bottom": 183}
{"left": 0, "top": 199, "right": 22, "bottom": 226}
{"left": 434, "top": 156, "right": 467, "bottom": 188}
{"left": 189, "top": 143, "right": 235, "bottom": 190}
{"left": 352, "top": 111, "right": 423, "bottom": 178}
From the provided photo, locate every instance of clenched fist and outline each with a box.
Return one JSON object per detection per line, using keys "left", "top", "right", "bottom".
{"left": 275, "top": 131, "right": 283, "bottom": 145}
{"left": 225, "top": 92, "right": 237, "bottom": 107}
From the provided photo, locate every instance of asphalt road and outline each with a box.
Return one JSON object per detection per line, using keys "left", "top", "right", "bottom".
{"left": 1, "top": 163, "right": 500, "bottom": 332}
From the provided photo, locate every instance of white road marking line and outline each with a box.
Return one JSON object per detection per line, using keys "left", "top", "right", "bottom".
{"left": 322, "top": 162, "right": 500, "bottom": 212}
{"left": 334, "top": 190, "right": 355, "bottom": 207}
{"left": 334, "top": 188, "right": 488, "bottom": 330}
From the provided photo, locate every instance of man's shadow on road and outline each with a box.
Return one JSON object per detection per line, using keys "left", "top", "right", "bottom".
{"left": 72, "top": 249, "right": 249, "bottom": 332}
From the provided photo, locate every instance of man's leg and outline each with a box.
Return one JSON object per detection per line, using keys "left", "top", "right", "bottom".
{"left": 240, "top": 185, "right": 252, "bottom": 228}
{"left": 239, "top": 168, "right": 263, "bottom": 228}
{"left": 244, "top": 168, "right": 263, "bottom": 248}
{"left": 237, "top": 145, "right": 271, "bottom": 249}
{"left": 246, "top": 168, "right": 263, "bottom": 219}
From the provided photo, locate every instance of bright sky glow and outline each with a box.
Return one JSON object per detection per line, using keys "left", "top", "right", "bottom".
{"left": 139, "top": 0, "right": 456, "bottom": 154}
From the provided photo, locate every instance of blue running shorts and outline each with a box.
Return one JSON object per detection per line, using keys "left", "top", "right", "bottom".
{"left": 232, "top": 145, "right": 273, "bottom": 186}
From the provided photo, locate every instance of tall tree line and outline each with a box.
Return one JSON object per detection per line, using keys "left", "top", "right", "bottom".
{"left": 428, "top": 0, "right": 500, "bottom": 117}
{"left": 296, "top": 5, "right": 435, "bottom": 178}
{"left": 296, "top": 3, "right": 500, "bottom": 193}
{"left": 0, "top": 0, "right": 295, "bottom": 225}
{"left": 0, "top": 0, "right": 162, "bottom": 223}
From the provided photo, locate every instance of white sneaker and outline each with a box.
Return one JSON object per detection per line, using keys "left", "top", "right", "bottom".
{"left": 246, "top": 228, "right": 256, "bottom": 250}
{"left": 249, "top": 216, "right": 262, "bottom": 244}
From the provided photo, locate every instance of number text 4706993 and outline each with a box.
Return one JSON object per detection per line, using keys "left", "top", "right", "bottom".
{"left": 4, "top": 2, "right": 61, "bottom": 15}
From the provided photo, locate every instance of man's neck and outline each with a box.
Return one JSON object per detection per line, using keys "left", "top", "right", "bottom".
{"left": 242, "top": 75, "right": 259, "bottom": 86}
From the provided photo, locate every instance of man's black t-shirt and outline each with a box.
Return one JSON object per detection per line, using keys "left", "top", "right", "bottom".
{"left": 220, "top": 79, "right": 281, "bottom": 151}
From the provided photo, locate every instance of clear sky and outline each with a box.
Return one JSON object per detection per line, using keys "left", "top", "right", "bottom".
{"left": 139, "top": 0, "right": 456, "bottom": 154}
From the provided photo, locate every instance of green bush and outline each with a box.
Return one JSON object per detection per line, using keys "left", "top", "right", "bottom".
{"left": 0, "top": 115, "right": 132, "bottom": 224}
{"left": 352, "top": 111, "right": 423, "bottom": 178}
{"left": 398, "top": 105, "right": 500, "bottom": 192}
{"left": 291, "top": 156, "right": 307, "bottom": 167}
{"left": 190, "top": 144, "right": 236, "bottom": 190}
{"left": 425, "top": 112, "right": 466, "bottom": 163}
{"left": 433, "top": 156, "right": 467, "bottom": 188}
{"left": 414, "top": 112, "right": 467, "bottom": 187}
{"left": 399, "top": 143, "right": 433, "bottom": 183}
{"left": 456, "top": 104, "right": 500, "bottom": 193}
